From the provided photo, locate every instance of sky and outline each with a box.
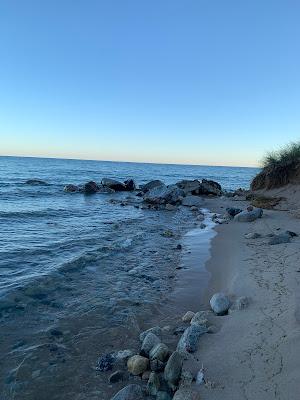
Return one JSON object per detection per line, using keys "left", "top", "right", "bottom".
{"left": 0, "top": 0, "right": 299, "bottom": 167}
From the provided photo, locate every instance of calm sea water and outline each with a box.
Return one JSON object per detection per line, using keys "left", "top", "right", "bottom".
{"left": 0, "top": 156, "right": 259, "bottom": 400}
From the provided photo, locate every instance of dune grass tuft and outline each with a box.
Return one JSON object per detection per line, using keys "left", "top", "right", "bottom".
{"left": 262, "top": 141, "right": 300, "bottom": 168}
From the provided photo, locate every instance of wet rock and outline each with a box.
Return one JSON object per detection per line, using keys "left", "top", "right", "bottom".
{"left": 173, "top": 388, "right": 201, "bottom": 400}
{"left": 127, "top": 355, "right": 149, "bottom": 375}
{"left": 110, "top": 384, "right": 144, "bottom": 400}
{"left": 141, "top": 180, "right": 165, "bottom": 193}
{"left": 199, "top": 179, "right": 222, "bottom": 196}
{"left": 173, "top": 326, "right": 186, "bottom": 336}
{"left": 234, "top": 208, "right": 263, "bottom": 222}
{"left": 165, "top": 203, "right": 177, "bottom": 211}
{"left": 190, "top": 312, "right": 208, "bottom": 327}
{"left": 141, "top": 333, "right": 161, "bottom": 357}
{"left": 102, "top": 178, "right": 126, "bottom": 191}
{"left": 161, "top": 230, "right": 174, "bottom": 238}
{"left": 150, "top": 358, "right": 165, "bottom": 372}
{"left": 182, "top": 195, "right": 202, "bottom": 207}
{"left": 144, "top": 184, "right": 184, "bottom": 205}
{"left": 83, "top": 181, "right": 99, "bottom": 194}
{"left": 149, "top": 343, "right": 169, "bottom": 362}
{"left": 226, "top": 207, "right": 242, "bottom": 218}
{"left": 210, "top": 293, "right": 230, "bottom": 315}
{"left": 177, "top": 325, "right": 207, "bottom": 355}
{"left": 147, "top": 372, "right": 160, "bottom": 396}
{"left": 98, "top": 185, "right": 115, "bottom": 193}
{"left": 180, "top": 369, "right": 194, "bottom": 385}
{"left": 50, "top": 328, "right": 63, "bottom": 337}
{"left": 139, "top": 327, "right": 162, "bottom": 342}
{"left": 124, "top": 179, "right": 136, "bottom": 191}
{"left": 64, "top": 184, "right": 79, "bottom": 192}
{"left": 96, "top": 353, "right": 114, "bottom": 371}
{"left": 269, "top": 233, "right": 291, "bottom": 245}
{"left": 164, "top": 351, "right": 183, "bottom": 389}
{"left": 25, "top": 179, "right": 48, "bottom": 185}
{"left": 112, "top": 349, "right": 134, "bottom": 362}
{"left": 156, "top": 392, "right": 172, "bottom": 400}
{"left": 176, "top": 180, "right": 201, "bottom": 195}
{"left": 182, "top": 311, "right": 195, "bottom": 323}
{"left": 109, "top": 370, "right": 124, "bottom": 383}
{"left": 245, "top": 232, "right": 261, "bottom": 239}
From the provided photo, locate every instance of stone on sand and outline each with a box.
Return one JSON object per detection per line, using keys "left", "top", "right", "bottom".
{"left": 210, "top": 293, "right": 230, "bottom": 315}
{"left": 177, "top": 324, "right": 207, "bottom": 355}
{"left": 164, "top": 351, "right": 183, "bottom": 389}
{"left": 234, "top": 208, "right": 263, "bottom": 222}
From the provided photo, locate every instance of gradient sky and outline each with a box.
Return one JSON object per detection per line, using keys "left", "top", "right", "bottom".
{"left": 0, "top": 0, "right": 299, "bottom": 166}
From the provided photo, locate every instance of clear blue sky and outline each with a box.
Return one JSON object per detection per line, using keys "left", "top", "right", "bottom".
{"left": 0, "top": 0, "right": 299, "bottom": 166}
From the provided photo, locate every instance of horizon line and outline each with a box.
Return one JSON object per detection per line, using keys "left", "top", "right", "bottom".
{"left": 0, "top": 154, "right": 260, "bottom": 169}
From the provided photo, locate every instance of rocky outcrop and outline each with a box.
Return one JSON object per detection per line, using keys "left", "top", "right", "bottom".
{"left": 102, "top": 178, "right": 126, "bottom": 191}
{"left": 83, "top": 181, "right": 99, "bottom": 194}
{"left": 143, "top": 185, "right": 184, "bottom": 205}
{"left": 199, "top": 179, "right": 222, "bottom": 196}
{"left": 140, "top": 180, "right": 164, "bottom": 193}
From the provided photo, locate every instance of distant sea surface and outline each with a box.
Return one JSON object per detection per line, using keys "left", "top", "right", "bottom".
{"left": 0, "top": 156, "right": 259, "bottom": 400}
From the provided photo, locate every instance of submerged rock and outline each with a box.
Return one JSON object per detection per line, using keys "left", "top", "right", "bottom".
{"left": 102, "top": 178, "right": 126, "bottom": 191}
{"left": 164, "top": 351, "right": 183, "bottom": 389}
{"left": 210, "top": 293, "right": 230, "bottom": 315}
{"left": 110, "top": 384, "right": 144, "bottom": 400}
{"left": 25, "top": 179, "right": 48, "bottom": 185}
{"left": 127, "top": 355, "right": 149, "bottom": 375}
{"left": 64, "top": 184, "right": 79, "bottom": 192}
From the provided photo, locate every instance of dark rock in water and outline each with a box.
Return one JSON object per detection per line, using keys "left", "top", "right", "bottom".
{"left": 144, "top": 185, "right": 184, "bottom": 205}
{"left": 226, "top": 207, "right": 242, "bottom": 218}
{"left": 176, "top": 244, "right": 182, "bottom": 250}
{"left": 110, "top": 384, "right": 144, "bottom": 400}
{"left": 96, "top": 353, "right": 114, "bottom": 371}
{"left": 141, "top": 180, "right": 164, "bottom": 193}
{"left": 164, "top": 351, "right": 183, "bottom": 389}
{"left": 199, "top": 179, "right": 222, "bottom": 196}
{"left": 25, "top": 179, "right": 48, "bottom": 185}
{"left": 177, "top": 324, "right": 207, "bottom": 355}
{"left": 102, "top": 178, "right": 126, "bottom": 191}
{"left": 83, "top": 181, "right": 99, "bottom": 194}
{"left": 176, "top": 180, "right": 201, "bottom": 195}
{"left": 98, "top": 185, "right": 115, "bottom": 193}
{"left": 124, "top": 179, "right": 136, "bottom": 191}
{"left": 64, "top": 184, "right": 79, "bottom": 192}
{"left": 269, "top": 233, "right": 291, "bottom": 245}
{"left": 109, "top": 370, "right": 124, "bottom": 383}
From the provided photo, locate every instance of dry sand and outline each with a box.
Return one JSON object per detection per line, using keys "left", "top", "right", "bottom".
{"left": 189, "top": 198, "right": 300, "bottom": 399}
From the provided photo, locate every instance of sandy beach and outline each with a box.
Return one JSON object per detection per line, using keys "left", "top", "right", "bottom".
{"left": 192, "top": 197, "right": 300, "bottom": 399}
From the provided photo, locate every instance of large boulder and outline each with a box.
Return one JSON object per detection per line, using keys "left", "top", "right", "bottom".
{"left": 176, "top": 180, "right": 202, "bottom": 195}
{"left": 110, "top": 384, "right": 144, "bottom": 400}
{"left": 127, "top": 355, "right": 149, "bottom": 375}
{"left": 164, "top": 351, "right": 183, "bottom": 389}
{"left": 83, "top": 181, "right": 99, "bottom": 194}
{"left": 143, "top": 185, "right": 184, "bottom": 205}
{"left": 210, "top": 293, "right": 230, "bottom": 315}
{"left": 234, "top": 208, "right": 263, "bottom": 222}
{"left": 199, "top": 179, "right": 222, "bottom": 196}
{"left": 102, "top": 178, "right": 126, "bottom": 191}
{"left": 124, "top": 179, "right": 136, "bottom": 191}
{"left": 141, "top": 333, "right": 161, "bottom": 357}
{"left": 149, "top": 343, "right": 169, "bottom": 362}
{"left": 141, "top": 180, "right": 165, "bottom": 193}
{"left": 181, "top": 195, "right": 203, "bottom": 207}
{"left": 177, "top": 324, "right": 207, "bottom": 355}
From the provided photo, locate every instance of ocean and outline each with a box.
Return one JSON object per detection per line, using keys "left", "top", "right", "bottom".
{"left": 0, "top": 156, "right": 259, "bottom": 399}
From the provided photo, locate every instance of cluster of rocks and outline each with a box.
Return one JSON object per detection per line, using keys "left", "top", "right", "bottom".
{"left": 107, "top": 292, "right": 243, "bottom": 400}
{"left": 64, "top": 178, "right": 136, "bottom": 194}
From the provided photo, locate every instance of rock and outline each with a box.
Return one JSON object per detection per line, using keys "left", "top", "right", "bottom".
{"left": 143, "top": 185, "right": 184, "bottom": 205}
{"left": 176, "top": 180, "right": 202, "bottom": 195}
{"left": 164, "top": 351, "right": 183, "bottom": 389}
{"left": 161, "top": 230, "right": 174, "bottom": 237}
{"left": 177, "top": 325, "right": 207, "bottom": 355}
{"left": 139, "top": 327, "right": 162, "bottom": 342}
{"left": 226, "top": 207, "right": 242, "bottom": 218}
{"left": 149, "top": 343, "right": 169, "bottom": 362}
{"left": 64, "top": 184, "right": 79, "bottom": 192}
{"left": 142, "top": 370, "right": 151, "bottom": 380}
{"left": 109, "top": 370, "right": 124, "bottom": 383}
{"left": 210, "top": 293, "right": 230, "bottom": 315}
{"left": 180, "top": 369, "right": 194, "bottom": 385}
{"left": 268, "top": 233, "right": 291, "bottom": 245}
{"left": 150, "top": 359, "right": 165, "bottom": 372}
{"left": 110, "top": 384, "right": 144, "bottom": 400}
{"left": 234, "top": 208, "right": 263, "bottom": 222}
{"left": 124, "top": 179, "right": 136, "bottom": 191}
{"left": 96, "top": 353, "right": 114, "bottom": 371}
{"left": 181, "top": 195, "right": 203, "bottom": 207}
{"left": 196, "top": 368, "right": 205, "bottom": 385}
{"left": 156, "top": 392, "right": 172, "bottom": 400}
{"left": 112, "top": 350, "right": 134, "bottom": 362}
{"left": 173, "top": 387, "right": 201, "bottom": 400}
{"left": 147, "top": 372, "right": 160, "bottom": 396}
{"left": 98, "top": 185, "right": 115, "bottom": 193}
{"left": 190, "top": 312, "right": 208, "bottom": 327}
{"left": 141, "top": 180, "right": 165, "bottom": 193}
{"left": 176, "top": 244, "right": 182, "bottom": 250}
{"left": 245, "top": 232, "right": 261, "bottom": 239}
{"left": 141, "top": 333, "right": 161, "bottom": 357}
{"left": 102, "top": 178, "right": 126, "bottom": 191}
{"left": 127, "top": 355, "right": 149, "bottom": 375}
{"left": 165, "top": 203, "right": 177, "bottom": 211}
{"left": 199, "top": 179, "right": 222, "bottom": 196}
{"left": 182, "top": 311, "right": 195, "bottom": 323}
{"left": 25, "top": 179, "right": 48, "bottom": 185}
{"left": 286, "top": 230, "right": 298, "bottom": 237}
{"left": 83, "top": 181, "right": 99, "bottom": 194}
